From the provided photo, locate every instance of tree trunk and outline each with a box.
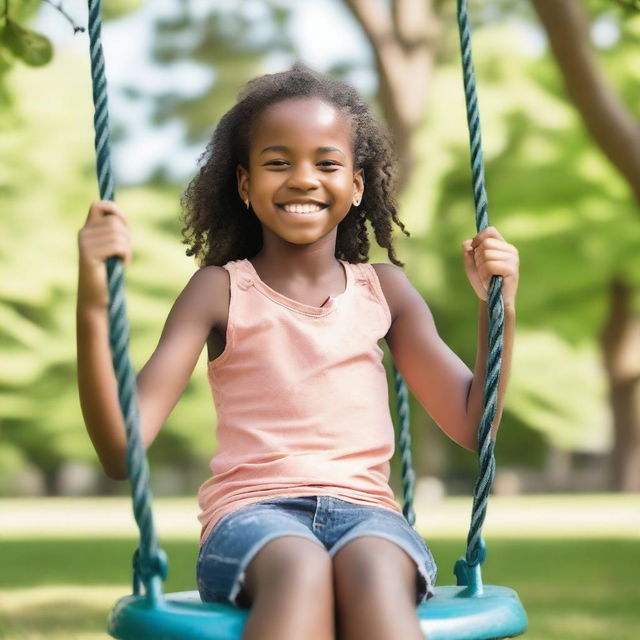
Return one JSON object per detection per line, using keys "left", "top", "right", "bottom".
{"left": 342, "top": 0, "right": 443, "bottom": 190}
{"left": 599, "top": 278, "right": 640, "bottom": 491}
{"left": 530, "top": 0, "right": 640, "bottom": 203}
{"left": 42, "top": 467, "right": 60, "bottom": 496}
{"left": 531, "top": 0, "right": 640, "bottom": 489}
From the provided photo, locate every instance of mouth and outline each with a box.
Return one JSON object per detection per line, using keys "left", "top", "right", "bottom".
{"left": 277, "top": 203, "right": 329, "bottom": 216}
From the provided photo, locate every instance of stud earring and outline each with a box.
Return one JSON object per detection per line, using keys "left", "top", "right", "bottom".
{"left": 245, "top": 200, "right": 250, "bottom": 210}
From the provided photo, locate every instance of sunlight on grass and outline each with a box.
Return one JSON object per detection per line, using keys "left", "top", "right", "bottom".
{"left": 0, "top": 586, "right": 123, "bottom": 640}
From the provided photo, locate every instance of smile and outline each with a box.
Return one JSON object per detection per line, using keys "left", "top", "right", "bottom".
{"left": 277, "top": 204, "right": 328, "bottom": 215}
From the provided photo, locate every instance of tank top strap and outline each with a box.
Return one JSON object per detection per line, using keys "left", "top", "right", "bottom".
{"left": 351, "top": 261, "right": 392, "bottom": 326}
{"left": 350, "top": 261, "right": 372, "bottom": 286}
{"left": 223, "top": 258, "right": 254, "bottom": 291}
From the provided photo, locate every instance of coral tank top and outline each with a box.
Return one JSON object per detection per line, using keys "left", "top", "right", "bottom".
{"left": 197, "top": 258, "right": 402, "bottom": 543}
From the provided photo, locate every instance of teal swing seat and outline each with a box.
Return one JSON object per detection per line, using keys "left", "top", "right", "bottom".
{"left": 108, "top": 585, "right": 526, "bottom": 640}
{"left": 86, "top": 0, "right": 527, "bottom": 637}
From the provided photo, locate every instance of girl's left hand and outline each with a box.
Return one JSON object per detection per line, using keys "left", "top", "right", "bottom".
{"left": 462, "top": 226, "right": 519, "bottom": 310}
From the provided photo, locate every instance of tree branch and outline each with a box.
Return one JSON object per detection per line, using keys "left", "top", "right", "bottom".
{"left": 342, "top": 0, "right": 391, "bottom": 48}
{"left": 530, "top": 0, "right": 640, "bottom": 205}
{"left": 42, "top": 0, "right": 85, "bottom": 33}
{"left": 341, "top": 0, "right": 442, "bottom": 189}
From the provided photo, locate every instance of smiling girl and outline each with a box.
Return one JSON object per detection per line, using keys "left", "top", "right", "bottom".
{"left": 76, "top": 62, "right": 519, "bottom": 640}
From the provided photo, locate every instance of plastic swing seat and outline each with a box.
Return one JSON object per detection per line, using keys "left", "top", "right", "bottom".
{"left": 108, "top": 584, "right": 527, "bottom": 640}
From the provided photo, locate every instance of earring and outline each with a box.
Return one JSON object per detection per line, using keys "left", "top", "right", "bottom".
{"left": 354, "top": 198, "right": 361, "bottom": 207}
{"left": 245, "top": 200, "right": 250, "bottom": 210}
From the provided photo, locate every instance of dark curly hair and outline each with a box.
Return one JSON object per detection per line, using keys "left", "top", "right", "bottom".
{"left": 180, "top": 61, "right": 410, "bottom": 267}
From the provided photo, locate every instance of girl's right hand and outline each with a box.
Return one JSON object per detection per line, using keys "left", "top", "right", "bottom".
{"left": 78, "top": 200, "right": 132, "bottom": 309}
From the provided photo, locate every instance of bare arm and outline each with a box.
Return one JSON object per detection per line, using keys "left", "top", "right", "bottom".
{"left": 76, "top": 201, "right": 224, "bottom": 479}
{"left": 376, "top": 227, "right": 519, "bottom": 451}
{"left": 380, "top": 266, "right": 478, "bottom": 450}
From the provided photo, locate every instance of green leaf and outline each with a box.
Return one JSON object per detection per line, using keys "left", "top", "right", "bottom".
{"left": 2, "top": 19, "right": 53, "bottom": 67}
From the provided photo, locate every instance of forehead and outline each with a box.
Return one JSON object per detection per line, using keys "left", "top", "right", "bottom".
{"left": 250, "top": 98, "right": 353, "bottom": 152}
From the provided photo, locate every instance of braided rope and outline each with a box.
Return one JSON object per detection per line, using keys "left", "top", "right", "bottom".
{"left": 393, "top": 364, "right": 416, "bottom": 526}
{"left": 456, "top": 0, "right": 504, "bottom": 580}
{"left": 87, "top": 0, "right": 166, "bottom": 602}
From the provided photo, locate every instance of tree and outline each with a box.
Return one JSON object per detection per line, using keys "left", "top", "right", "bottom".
{"left": 343, "top": 0, "right": 640, "bottom": 490}
{"left": 4, "top": 0, "right": 638, "bottom": 493}
{"left": 529, "top": 0, "right": 640, "bottom": 489}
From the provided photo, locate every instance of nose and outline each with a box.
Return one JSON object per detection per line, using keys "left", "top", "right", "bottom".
{"left": 286, "top": 162, "right": 320, "bottom": 190}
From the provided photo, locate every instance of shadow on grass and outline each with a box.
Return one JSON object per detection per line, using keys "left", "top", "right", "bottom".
{"left": 1, "top": 537, "right": 638, "bottom": 639}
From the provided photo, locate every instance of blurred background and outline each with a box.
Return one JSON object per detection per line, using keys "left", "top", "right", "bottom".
{"left": 1, "top": 1, "right": 639, "bottom": 639}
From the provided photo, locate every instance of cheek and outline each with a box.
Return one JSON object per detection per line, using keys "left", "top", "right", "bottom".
{"left": 328, "top": 172, "right": 355, "bottom": 193}
{"left": 253, "top": 171, "right": 283, "bottom": 194}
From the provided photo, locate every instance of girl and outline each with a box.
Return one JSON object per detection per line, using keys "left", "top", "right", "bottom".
{"left": 77, "top": 62, "right": 519, "bottom": 640}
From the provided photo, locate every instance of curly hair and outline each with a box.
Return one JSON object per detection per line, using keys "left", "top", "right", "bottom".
{"left": 180, "top": 61, "right": 410, "bottom": 267}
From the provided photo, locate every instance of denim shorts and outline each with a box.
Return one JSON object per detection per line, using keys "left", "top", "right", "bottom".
{"left": 196, "top": 495, "right": 437, "bottom": 608}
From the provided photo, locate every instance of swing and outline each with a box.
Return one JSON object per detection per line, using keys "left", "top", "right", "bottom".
{"left": 86, "top": 0, "right": 527, "bottom": 638}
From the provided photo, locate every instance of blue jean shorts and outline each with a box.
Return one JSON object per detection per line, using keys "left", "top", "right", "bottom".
{"left": 196, "top": 495, "right": 437, "bottom": 608}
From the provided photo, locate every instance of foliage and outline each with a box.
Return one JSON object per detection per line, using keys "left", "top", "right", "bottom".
{"left": 0, "top": 50, "right": 215, "bottom": 490}
{"left": 2, "top": 2, "right": 639, "bottom": 491}
{"left": 387, "top": 16, "right": 639, "bottom": 465}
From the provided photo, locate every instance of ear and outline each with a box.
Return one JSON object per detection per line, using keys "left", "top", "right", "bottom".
{"left": 236, "top": 164, "right": 249, "bottom": 203}
{"left": 353, "top": 167, "right": 364, "bottom": 204}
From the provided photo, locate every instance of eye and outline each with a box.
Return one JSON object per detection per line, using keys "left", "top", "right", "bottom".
{"left": 265, "top": 160, "right": 288, "bottom": 167}
{"left": 318, "top": 161, "right": 340, "bottom": 170}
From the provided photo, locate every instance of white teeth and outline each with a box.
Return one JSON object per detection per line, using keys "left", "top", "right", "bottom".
{"left": 282, "top": 203, "right": 325, "bottom": 214}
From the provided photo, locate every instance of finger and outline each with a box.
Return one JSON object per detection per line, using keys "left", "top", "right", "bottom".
{"left": 473, "top": 248, "right": 515, "bottom": 265}
{"left": 472, "top": 238, "right": 514, "bottom": 254}
{"left": 461, "top": 240, "right": 475, "bottom": 261}
{"left": 79, "top": 226, "right": 132, "bottom": 263}
{"left": 84, "top": 236, "right": 132, "bottom": 265}
{"left": 80, "top": 220, "right": 131, "bottom": 245}
{"left": 478, "top": 259, "right": 519, "bottom": 278}
{"left": 472, "top": 226, "right": 504, "bottom": 248}
{"left": 86, "top": 200, "right": 129, "bottom": 227}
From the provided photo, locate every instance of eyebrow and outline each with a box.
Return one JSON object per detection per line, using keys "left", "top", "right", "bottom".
{"left": 259, "top": 145, "right": 345, "bottom": 157}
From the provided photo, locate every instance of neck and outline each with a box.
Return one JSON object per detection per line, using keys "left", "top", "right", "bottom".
{"left": 251, "top": 234, "right": 341, "bottom": 282}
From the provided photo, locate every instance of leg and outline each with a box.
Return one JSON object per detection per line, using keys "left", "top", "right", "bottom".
{"left": 241, "top": 535, "right": 335, "bottom": 640}
{"left": 333, "top": 536, "right": 426, "bottom": 640}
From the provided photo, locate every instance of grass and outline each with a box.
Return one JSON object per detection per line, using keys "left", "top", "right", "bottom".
{"left": 1, "top": 496, "right": 638, "bottom": 639}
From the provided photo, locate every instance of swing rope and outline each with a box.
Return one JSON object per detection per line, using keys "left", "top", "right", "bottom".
{"left": 86, "top": 0, "right": 502, "bottom": 602}
{"left": 454, "top": 0, "right": 503, "bottom": 588}
{"left": 393, "top": 0, "right": 503, "bottom": 593}
{"left": 87, "top": 0, "right": 167, "bottom": 602}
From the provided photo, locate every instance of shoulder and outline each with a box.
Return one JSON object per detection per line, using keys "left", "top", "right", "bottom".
{"left": 177, "top": 265, "right": 230, "bottom": 330}
{"left": 371, "top": 262, "right": 420, "bottom": 323}
{"left": 183, "top": 264, "right": 229, "bottom": 297}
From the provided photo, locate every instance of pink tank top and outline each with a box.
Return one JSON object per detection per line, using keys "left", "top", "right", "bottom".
{"left": 197, "top": 258, "right": 402, "bottom": 543}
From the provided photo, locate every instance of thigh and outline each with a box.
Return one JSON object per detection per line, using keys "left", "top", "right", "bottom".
{"left": 197, "top": 499, "right": 325, "bottom": 608}
{"left": 326, "top": 500, "right": 437, "bottom": 604}
{"left": 332, "top": 536, "right": 418, "bottom": 609}
{"left": 243, "top": 535, "right": 334, "bottom": 605}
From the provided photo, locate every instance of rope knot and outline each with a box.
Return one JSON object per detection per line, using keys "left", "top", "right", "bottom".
{"left": 132, "top": 547, "right": 169, "bottom": 594}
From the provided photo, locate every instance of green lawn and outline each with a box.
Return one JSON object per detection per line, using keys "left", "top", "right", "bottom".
{"left": 0, "top": 537, "right": 638, "bottom": 639}
{"left": 1, "top": 496, "right": 638, "bottom": 639}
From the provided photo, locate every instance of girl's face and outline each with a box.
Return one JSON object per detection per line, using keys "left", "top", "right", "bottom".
{"left": 237, "top": 97, "right": 364, "bottom": 249}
